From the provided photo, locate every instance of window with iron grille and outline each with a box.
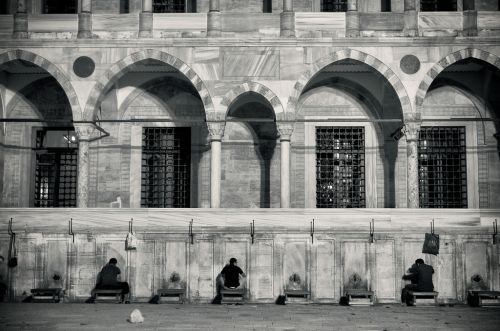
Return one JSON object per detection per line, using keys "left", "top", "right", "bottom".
{"left": 420, "top": 0, "right": 457, "bottom": 11}
{"left": 34, "top": 129, "right": 78, "bottom": 207}
{"left": 153, "top": 0, "right": 196, "bottom": 12}
{"left": 418, "top": 127, "right": 467, "bottom": 208}
{"left": 141, "top": 127, "right": 191, "bottom": 208}
{"left": 43, "top": 0, "right": 78, "bottom": 13}
{"left": 316, "top": 127, "right": 365, "bottom": 208}
{"left": 321, "top": 0, "right": 347, "bottom": 12}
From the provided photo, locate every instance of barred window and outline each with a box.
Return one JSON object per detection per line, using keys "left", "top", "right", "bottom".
{"left": 43, "top": 0, "right": 78, "bottom": 14}
{"left": 34, "top": 129, "right": 78, "bottom": 208}
{"left": 418, "top": 127, "right": 467, "bottom": 208}
{"left": 316, "top": 127, "right": 365, "bottom": 208}
{"left": 153, "top": 0, "right": 197, "bottom": 13}
{"left": 321, "top": 0, "right": 347, "bottom": 12}
{"left": 141, "top": 127, "right": 191, "bottom": 208}
{"left": 420, "top": 0, "right": 457, "bottom": 11}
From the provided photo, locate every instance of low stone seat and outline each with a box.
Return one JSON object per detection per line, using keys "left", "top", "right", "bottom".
{"left": 30, "top": 288, "right": 62, "bottom": 303}
{"left": 467, "top": 290, "right": 500, "bottom": 307}
{"left": 284, "top": 289, "right": 310, "bottom": 303}
{"left": 93, "top": 289, "right": 122, "bottom": 303}
{"left": 157, "top": 288, "right": 186, "bottom": 303}
{"left": 345, "top": 289, "right": 374, "bottom": 306}
{"left": 220, "top": 288, "right": 245, "bottom": 304}
{"left": 406, "top": 291, "right": 438, "bottom": 306}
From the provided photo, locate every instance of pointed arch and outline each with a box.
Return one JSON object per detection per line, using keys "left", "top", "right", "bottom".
{"left": 415, "top": 48, "right": 500, "bottom": 110}
{"left": 83, "top": 49, "right": 214, "bottom": 121}
{"left": 220, "top": 82, "right": 285, "bottom": 120}
{"left": 0, "top": 49, "right": 81, "bottom": 120}
{"left": 287, "top": 48, "right": 412, "bottom": 118}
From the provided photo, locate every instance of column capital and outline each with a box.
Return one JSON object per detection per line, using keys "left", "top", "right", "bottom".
{"left": 277, "top": 122, "right": 294, "bottom": 141}
{"left": 404, "top": 121, "right": 421, "bottom": 142}
{"left": 74, "top": 123, "right": 96, "bottom": 141}
{"left": 207, "top": 122, "right": 226, "bottom": 141}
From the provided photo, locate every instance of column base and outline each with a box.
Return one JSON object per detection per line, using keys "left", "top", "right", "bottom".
{"left": 77, "top": 13, "right": 92, "bottom": 39}
{"left": 280, "top": 11, "right": 295, "bottom": 38}
{"left": 13, "top": 12, "right": 28, "bottom": 39}
{"left": 404, "top": 10, "right": 418, "bottom": 37}
{"left": 345, "top": 11, "right": 359, "bottom": 37}
{"left": 207, "top": 11, "right": 221, "bottom": 37}
{"left": 139, "top": 12, "right": 153, "bottom": 38}
{"left": 462, "top": 10, "right": 477, "bottom": 37}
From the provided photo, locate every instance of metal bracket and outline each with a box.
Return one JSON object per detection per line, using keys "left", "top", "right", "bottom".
{"left": 310, "top": 219, "right": 315, "bottom": 244}
{"left": 250, "top": 220, "right": 255, "bottom": 244}
{"left": 7, "top": 218, "right": 14, "bottom": 236}
{"left": 68, "top": 218, "right": 75, "bottom": 243}
{"left": 369, "top": 219, "right": 375, "bottom": 244}
{"left": 493, "top": 219, "right": 498, "bottom": 245}
{"left": 430, "top": 219, "right": 435, "bottom": 234}
{"left": 189, "top": 219, "right": 194, "bottom": 245}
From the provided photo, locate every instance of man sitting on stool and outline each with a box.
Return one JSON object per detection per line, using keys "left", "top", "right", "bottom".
{"left": 401, "top": 258, "right": 434, "bottom": 304}
{"left": 219, "top": 257, "right": 246, "bottom": 290}
{"left": 93, "top": 258, "right": 130, "bottom": 303}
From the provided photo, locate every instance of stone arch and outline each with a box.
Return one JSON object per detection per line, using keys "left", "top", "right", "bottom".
{"left": 415, "top": 48, "right": 500, "bottom": 110}
{"left": 221, "top": 82, "right": 285, "bottom": 120}
{"left": 0, "top": 49, "right": 81, "bottom": 120}
{"left": 287, "top": 49, "right": 412, "bottom": 118}
{"left": 83, "top": 49, "right": 214, "bottom": 121}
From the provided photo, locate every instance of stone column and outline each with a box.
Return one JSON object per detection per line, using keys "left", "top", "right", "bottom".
{"left": 405, "top": 121, "right": 421, "bottom": 209}
{"left": 75, "top": 123, "right": 95, "bottom": 208}
{"left": 280, "top": 0, "right": 295, "bottom": 37}
{"left": 207, "top": 0, "right": 221, "bottom": 37}
{"left": 13, "top": 0, "right": 28, "bottom": 39}
{"left": 77, "top": 0, "right": 92, "bottom": 39}
{"left": 462, "top": 0, "right": 477, "bottom": 37}
{"left": 346, "top": 0, "right": 359, "bottom": 37}
{"left": 277, "top": 123, "right": 294, "bottom": 208}
{"left": 403, "top": 0, "right": 418, "bottom": 37}
{"left": 208, "top": 122, "right": 225, "bottom": 208}
{"left": 139, "top": 0, "right": 153, "bottom": 38}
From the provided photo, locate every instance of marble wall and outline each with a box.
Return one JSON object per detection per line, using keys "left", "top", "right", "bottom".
{"left": 0, "top": 209, "right": 498, "bottom": 303}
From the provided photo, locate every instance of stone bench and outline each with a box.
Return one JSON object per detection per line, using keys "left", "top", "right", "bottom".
{"left": 92, "top": 289, "right": 122, "bottom": 303}
{"left": 406, "top": 291, "right": 438, "bottom": 306}
{"left": 345, "top": 289, "right": 374, "bottom": 306}
{"left": 284, "top": 289, "right": 310, "bottom": 303}
{"left": 467, "top": 290, "right": 500, "bottom": 307}
{"left": 220, "top": 288, "right": 245, "bottom": 304}
{"left": 157, "top": 288, "right": 186, "bottom": 303}
{"left": 30, "top": 288, "right": 63, "bottom": 303}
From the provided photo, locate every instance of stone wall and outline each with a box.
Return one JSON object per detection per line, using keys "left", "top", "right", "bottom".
{"left": 0, "top": 209, "right": 498, "bottom": 303}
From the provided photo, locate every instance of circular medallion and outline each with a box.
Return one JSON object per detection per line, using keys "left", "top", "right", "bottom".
{"left": 400, "top": 55, "right": 421, "bottom": 75}
{"left": 73, "top": 56, "right": 95, "bottom": 78}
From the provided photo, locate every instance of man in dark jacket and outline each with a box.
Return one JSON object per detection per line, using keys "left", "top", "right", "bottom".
{"left": 401, "top": 258, "right": 434, "bottom": 304}
{"left": 93, "top": 258, "right": 130, "bottom": 303}
{"left": 220, "top": 257, "right": 246, "bottom": 289}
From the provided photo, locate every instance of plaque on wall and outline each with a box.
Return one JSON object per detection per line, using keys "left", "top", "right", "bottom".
{"left": 400, "top": 55, "right": 420, "bottom": 75}
{"left": 73, "top": 56, "right": 95, "bottom": 78}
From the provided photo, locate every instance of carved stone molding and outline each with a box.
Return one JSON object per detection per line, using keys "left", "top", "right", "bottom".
{"left": 277, "top": 122, "right": 294, "bottom": 141}
{"left": 74, "top": 123, "right": 96, "bottom": 141}
{"left": 207, "top": 122, "right": 226, "bottom": 141}
{"left": 404, "top": 122, "right": 421, "bottom": 142}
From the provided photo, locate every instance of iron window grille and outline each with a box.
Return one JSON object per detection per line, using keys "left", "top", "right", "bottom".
{"left": 316, "top": 127, "right": 366, "bottom": 208}
{"left": 43, "top": 0, "right": 78, "bottom": 14}
{"left": 418, "top": 126, "right": 467, "bottom": 208}
{"left": 34, "top": 129, "right": 78, "bottom": 207}
{"left": 153, "top": 0, "right": 187, "bottom": 13}
{"left": 141, "top": 127, "right": 191, "bottom": 208}
{"left": 420, "top": 0, "right": 457, "bottom": 11}
{"left": 321, "top": 0, "right": 347, "bottom": 12}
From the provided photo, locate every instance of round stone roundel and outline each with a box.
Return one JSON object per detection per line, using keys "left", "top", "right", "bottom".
{"left": 73, "top": 56, "right": 95, "bottom": 78}
{"left": 400, "top": 55, "right": 421, "bottom": 75}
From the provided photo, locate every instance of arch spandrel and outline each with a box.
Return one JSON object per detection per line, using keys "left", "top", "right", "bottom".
{"left": 287, "top": 49, "right": 412, "bottom": 119}
{"left": 0, "top": 49, "right": 81, "bottom": 121}
{"left": 83, "top": 49, "right": 214, "bottom": 122}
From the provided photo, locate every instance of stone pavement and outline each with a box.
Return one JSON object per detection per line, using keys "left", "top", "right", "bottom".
{"left": 0, "top": 303, "right": 499, "bottom": 330}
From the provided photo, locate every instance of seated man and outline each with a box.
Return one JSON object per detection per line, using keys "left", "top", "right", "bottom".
{"left": 219, "top": 257, "right": 246, "bottom": 290}
{"left": 401, "top": 258, "right": 434, "bottom": 304}
{"left": 93, "top": 258, "right": 130, "bottom": 303}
